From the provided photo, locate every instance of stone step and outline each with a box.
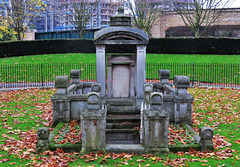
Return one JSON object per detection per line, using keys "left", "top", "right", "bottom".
{"left": 106, "top": 115, "right": 140, "bottom": 123}
{"left": 106, "top": 132, "right": 140, "bottom": 144}
{"left": 108, "top": 105, "right": 137, "bottom": 112}
{"left": 107, "top": 98, "right": 136, "bottom": 106}
{"left": 107, "top": 108, "right": 139, "bottom": 115}
{"left": 106, "top": 123, "right": 140, "bottom": 129}
{"left": 106, "top": 129, "right": 138, "bottom": 133}
{"left": 106, "top": 144, "right": 145, "bottom": 154}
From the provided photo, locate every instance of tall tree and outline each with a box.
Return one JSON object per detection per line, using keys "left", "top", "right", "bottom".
{"left": 173, "top": 0, "right": 232, "bottom": 38}
{"left": 0, "top": 9, "right": 16, "bottom": 42}
{"left": 3, "top": 0, "right": 45, "bottom": 40}
{"left": 62, "top": 0, "right": 97, "bottom": 39}
{"left": 0, "top": 18, "right": 17, "bottom": 42}
{"left": 127, "top": 0, "right": 164, "bottom": 37}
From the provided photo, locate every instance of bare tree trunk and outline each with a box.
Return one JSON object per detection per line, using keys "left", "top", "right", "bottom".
{"left": 128, "top": 0, "right": 163, "bottom": 37}
{"left": 173, "top": 0, "right": 232, "bottom": 38}
{"left": 195, "top": 30, "right": 200, "bottom": 38}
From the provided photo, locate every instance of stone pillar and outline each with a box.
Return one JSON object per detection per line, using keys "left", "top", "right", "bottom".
{"left": 199, "top": 127, "right": 214, "bottom": 152}
{"left": 52, "top": 76, "right": 71, "bottom": 125}
{"left": 130, "top": 64, "right": 135, "bottom": 97}
{"left": 80, "top": 92, "right": 106, "bottom": 154}
{"left": 143, "top": 92, "right": 169, "bottom": 153}
{"left": 36, "top": 127, "right": 49, "bottom": 153}
{"left": 107, "top": 63, "right": 112, "bottom": 97}
{"left": 173, "top": 76, "right": 194, "bottom": 125}
{"left": 136, "top": 45, "right": 147, "bottom": 98}
{"left": 96, "top": 45, "right": 106, "bottom": 96}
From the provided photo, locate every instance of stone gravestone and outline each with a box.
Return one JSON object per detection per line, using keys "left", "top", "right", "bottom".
{"left": 199, "top": 127, "right": 214, "bottom": 152}
{"left": 36, "top": 127, "right": 49, "bottom": 153}
{"left": 142, "top": 84, "right": 169, "bottom": 153}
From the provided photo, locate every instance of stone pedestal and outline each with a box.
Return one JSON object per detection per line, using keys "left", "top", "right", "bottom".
{"left": 36, "top": 127, "right": 49, "bottom": 153}
{"left": 162, "top": 94, "right": 174, "bottom": 122}
{"left": 199, "top": 127, "right": 214, "bottom": 152}
{"left": 142, "top": 91, "right": 169, "bottom": 153}
{"left": 80, "top": 92, "right": 107, "bottom": 154}
{"left": 52, "top": 76, "right": 71, "bottom": 125}
{"left": 173, "top": 76, "right": 194, "bottom": 125}
{"left": 143, "top": 109, "right": 169, "bottom": 153}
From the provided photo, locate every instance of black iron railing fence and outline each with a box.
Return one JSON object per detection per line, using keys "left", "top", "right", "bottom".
{"left": 0, "top": 62, "right": 239, "bottom": 90}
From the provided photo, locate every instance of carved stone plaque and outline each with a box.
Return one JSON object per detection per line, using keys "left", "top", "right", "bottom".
{"left": 112, "top": 64, "right": 130, "bottom": 97}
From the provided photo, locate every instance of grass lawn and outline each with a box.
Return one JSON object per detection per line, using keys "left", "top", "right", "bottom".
{"left": 0, "top": 53, "right": 240, "bottom": 64}
{"left": 0, "top": 87, "right": 239, "bottom": 166}
{"left": 1, "top": 53, "right": 240, "bottom": 85}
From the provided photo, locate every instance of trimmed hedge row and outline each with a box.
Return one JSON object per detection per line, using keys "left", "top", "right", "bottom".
{"left": 1, "top": 38, "right": 240, "bottom": 58}
{"left": 147, "top": 38, "right": 240, "bottom": 54}
{"left": 0, "top": 39, "right": 95, "bottom": 58}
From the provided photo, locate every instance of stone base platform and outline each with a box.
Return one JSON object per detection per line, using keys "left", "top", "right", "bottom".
{"left": 106, "top": 144, "right": 145, "bottom": 154}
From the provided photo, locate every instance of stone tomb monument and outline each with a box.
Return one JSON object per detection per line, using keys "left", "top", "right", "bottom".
{"left": 42, "top": 7, "right": 214, "bottom": 154}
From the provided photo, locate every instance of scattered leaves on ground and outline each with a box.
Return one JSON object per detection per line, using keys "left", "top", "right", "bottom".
{"left": 0, "top": 87, "right": 239, "bottom": 166}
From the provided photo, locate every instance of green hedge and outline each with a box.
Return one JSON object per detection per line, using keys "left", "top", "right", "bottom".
{"left": 0, "top": 39, "right": 95, "bottom": 58}
{"left": 1, "top": 38, "right": 240, "bottom": 58}
{"left": 147, "top": 38, "right": 240, "bottom": 54}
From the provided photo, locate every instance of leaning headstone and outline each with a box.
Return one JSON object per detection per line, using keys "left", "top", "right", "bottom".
{"left": 36, "top": 127, "right": 49, "bottom": 153}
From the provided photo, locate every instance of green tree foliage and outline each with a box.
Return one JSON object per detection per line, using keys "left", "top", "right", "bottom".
{"left": 0, "top": 15, "right": 17, "bottom": 42}
{"left": 3, "top": 0, "right": 45, "bottom": 40}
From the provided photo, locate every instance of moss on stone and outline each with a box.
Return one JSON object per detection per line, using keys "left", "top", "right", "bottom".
{"left": 49, "top": 122, "right": 65, "bottom": 143}
{"left": 169, "top": 144, "right": 201, "bottom": 153}
{"left": 49, "top": 143, "right": 82, "bottom": 152}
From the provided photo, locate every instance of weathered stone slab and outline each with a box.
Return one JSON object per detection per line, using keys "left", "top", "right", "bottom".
{"left": 112, "top": 64, "right": 130, "bottom": 97}
{"left": 106, "top": 144, "right": 145, "bottom": 154}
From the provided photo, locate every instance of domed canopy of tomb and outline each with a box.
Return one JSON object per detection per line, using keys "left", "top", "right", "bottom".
{"left": 94, "top": 6, "right": 149, "bottom": 98}
{"left": 94, "top": 6, "right": 148, "bottom": 45}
